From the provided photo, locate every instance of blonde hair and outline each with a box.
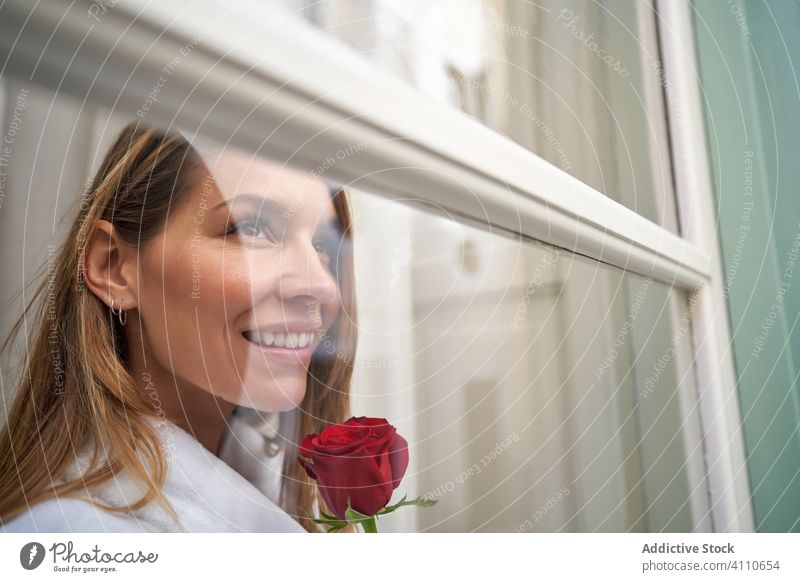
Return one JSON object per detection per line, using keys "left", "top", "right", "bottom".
{"left": 0, "top": 122, "right": 356, "bottom": 532}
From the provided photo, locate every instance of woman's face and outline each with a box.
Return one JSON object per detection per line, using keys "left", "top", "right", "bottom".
{"left": 132, "top": 151, "right": 343, "bottom": 412}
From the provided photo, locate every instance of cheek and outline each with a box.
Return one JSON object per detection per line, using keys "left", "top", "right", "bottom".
{"left": 216, "top": 252, "right": 282, "bottom": 313}
{"left": 138, "top": 244, "right": 206, "bottom": 347}
{"left": 182, "top": 250, "right": 272, "bottom": 339}
{"left": 138, "top": 242, "right": 239, "bottom": 354}
{"left": 165, "top": 243, "right": 266, "bottom": 303}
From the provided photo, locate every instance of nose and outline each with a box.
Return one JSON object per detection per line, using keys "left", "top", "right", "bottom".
{"left": 278, "top": 237, "right": 340, "bottom": 308}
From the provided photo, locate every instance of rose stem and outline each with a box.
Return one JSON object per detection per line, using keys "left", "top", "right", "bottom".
{"left": 361, "top": 516, "right": 378, "bottom": 534}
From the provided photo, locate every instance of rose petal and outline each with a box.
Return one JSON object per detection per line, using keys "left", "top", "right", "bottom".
{"left": 297, "top": 417, "right": 410, "bottom": 519}
{"left": 387, "top": 433, "right": 409, "bottom": 489}
{"left": 308, "top": 453, "right": 394, "bottom": 519}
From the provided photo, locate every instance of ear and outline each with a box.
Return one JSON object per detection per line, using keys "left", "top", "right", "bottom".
{"left": 83, "top": 219, "right": 138, "bottom": 312}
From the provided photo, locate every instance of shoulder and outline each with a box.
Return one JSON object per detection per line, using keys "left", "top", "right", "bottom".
{"left": 1, "top": 497, "right": 156, "bottom": 533}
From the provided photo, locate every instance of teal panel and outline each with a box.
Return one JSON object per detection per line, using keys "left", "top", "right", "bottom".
{"left": 692, "top": 0, "right": 800, "bottom": 531}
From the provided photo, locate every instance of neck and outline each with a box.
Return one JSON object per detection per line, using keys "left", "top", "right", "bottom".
{"left": 126, "top": 342, "right": 236, "bottom": 456}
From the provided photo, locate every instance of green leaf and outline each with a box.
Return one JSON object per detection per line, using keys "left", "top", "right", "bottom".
{"left": 310, "top": 517, "right": 343, "bottom": 525}
{"left": 344, "top": 499, "right": 379, "bottom": 532}
{"left": 379, "top": 494, "right": 408, "bottom": 514}
{"left": 377, "top": 494, "right": 438, "bottom": 515}
{"left": 301, "top": 507, "right": 348, "bottom": 530}
{"left": 344, "top": 498, "right": 372, "bottom": 523}
{"left": 407, "top": 496, "right": 438, "bottom": 508}
{"left": 318, "top": 509, "right": 340, "bottom": 522}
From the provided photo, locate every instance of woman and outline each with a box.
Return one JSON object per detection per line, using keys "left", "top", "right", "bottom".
{"left": 0, "top": 122, "right": 357, "bottom": 532}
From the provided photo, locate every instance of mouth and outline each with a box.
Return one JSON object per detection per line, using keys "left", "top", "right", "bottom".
{"left": 243, "top": 329, "right": 318, "bottom": 349}
{"left": 241, "top": 329, "right": 320, "bottom": 366}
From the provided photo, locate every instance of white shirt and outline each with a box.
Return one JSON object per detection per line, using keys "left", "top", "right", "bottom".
{"left": 1, "top": 409, "right": 305, "bottom": 533}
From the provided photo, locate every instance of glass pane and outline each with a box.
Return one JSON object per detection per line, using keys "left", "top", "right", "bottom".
{"left": 0, "top": 81, "right": 703, "bottom": 533}
{"left": 288, "top": 0, "right": 680, "bottom": 233}
{"left": 348, "top": 188, "right": 704, "bottom": 532}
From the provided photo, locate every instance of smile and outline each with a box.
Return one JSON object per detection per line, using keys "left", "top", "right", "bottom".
{"left": 242, "top": 330, "right": 316, "bottom": 349}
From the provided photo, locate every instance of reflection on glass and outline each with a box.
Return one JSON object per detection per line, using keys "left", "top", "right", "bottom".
{"left": 294, "top": 0, "right": 679, "bottom": 232}
{"left": 0, "top": 84, "right": 702, "bottom": 533}
{"left": 348, "top": 189, "right": 705, "bottom": 532}
{"left": 0, "top": 111, "right": 358, "bottom": 532}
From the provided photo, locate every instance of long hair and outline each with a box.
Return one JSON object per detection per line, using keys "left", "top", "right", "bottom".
{"left": 0, "top": 122, "right": 356, "bottom": 531}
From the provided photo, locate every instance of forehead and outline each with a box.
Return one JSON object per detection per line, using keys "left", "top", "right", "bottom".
{"left": 201, "top": 149, "right": 337, "bottom": 224}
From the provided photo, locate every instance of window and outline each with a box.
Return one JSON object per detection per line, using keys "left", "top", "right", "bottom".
{"left": 349, "top": 188, "right": 707, "bottom": 531}
{"left": 297, "top": 0, "right": 679, "bottom": 232}
{"left": 0, "top": 0, "right": 752, "bottom": 531}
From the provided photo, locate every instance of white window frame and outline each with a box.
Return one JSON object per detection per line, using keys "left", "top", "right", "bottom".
{"left": 657, "top": 0, "right": 753, "bottom": 531}
{"left": 0, "top": 0, "right": 753, "bottom": 531}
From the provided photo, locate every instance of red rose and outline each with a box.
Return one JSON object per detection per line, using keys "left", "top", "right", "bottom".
{"left": 297, "top": 416, "right": 409, "bottom": 520}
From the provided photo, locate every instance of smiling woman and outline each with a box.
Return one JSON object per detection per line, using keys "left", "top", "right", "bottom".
{"left": 0, "top": 121, "right": 358, "bottom": 532}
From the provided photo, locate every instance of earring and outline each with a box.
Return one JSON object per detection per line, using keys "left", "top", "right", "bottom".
{"left": 110, "top": 296, "right": 127, "bottom": 326}
{"left": 117, "top": 299, "right": 127, "bottom": 326}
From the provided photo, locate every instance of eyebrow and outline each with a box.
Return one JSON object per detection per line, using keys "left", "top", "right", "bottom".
{"left": 317, "top": 217, "right": 343, "bottom": 238}
{"left": 213, "top": 192, "right": 341, "bottom": 232}
{"left": 212, "top": 193, "right": 289, "bottom": 217}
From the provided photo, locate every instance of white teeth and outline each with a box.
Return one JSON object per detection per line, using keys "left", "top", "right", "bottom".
{"left": 246, "top": 330, "right": 316, "bottom": 349}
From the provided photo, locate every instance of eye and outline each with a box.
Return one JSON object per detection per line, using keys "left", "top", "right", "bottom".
{"left": 314, "top": 232, "right": 340, "bottom": 261}
{"left": 226, "top": 217, "right": 276, "bottom": 242}
{"left": 313, "top": 238, "right": 330, "bottom": 256}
